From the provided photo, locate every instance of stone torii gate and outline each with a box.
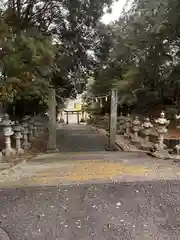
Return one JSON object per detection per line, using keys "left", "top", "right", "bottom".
{"left": 62, "top": 94, "right": 83, "bottom": 124}
{"left": 64, "top": 110, "right": 81, "bottom": 124}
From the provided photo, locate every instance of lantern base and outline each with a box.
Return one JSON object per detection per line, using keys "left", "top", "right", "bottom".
{"left": 22, "top": 142, "right": 31, "bottom": 150}
{"left": 2, "top": 148, "right": 16, "bottom": 157}
{"left": 140, "top": 142, "right": 153, "bottom": 151}
{"left": 16, "top": 148, "right": 24, "bottom": 155}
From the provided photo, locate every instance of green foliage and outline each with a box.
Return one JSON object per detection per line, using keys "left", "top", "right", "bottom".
{"left": 90, "top": 0, "right": 180, "bottom": 111}
{"left": 0, "top": 0, "right": 114, "bottom": 113}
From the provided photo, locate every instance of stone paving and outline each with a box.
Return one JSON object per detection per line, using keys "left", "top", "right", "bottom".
{"left": 0, "top": 151, "right": 180, "bottom": 188}
{"left": 1, "top": 124, "right": 180, "bottom": 239}
{"left": 0, "top": 124, "right": 180, "bottom": 187}
{"left": 56, "top": 124, "right": 108, "bottom": 152}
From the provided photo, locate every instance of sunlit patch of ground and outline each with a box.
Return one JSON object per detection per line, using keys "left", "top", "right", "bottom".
{"left": 4, "top": 161, "right": 151, "bottom": 186}
{"left": 1, "top": 153, "right": 180, "bottom": 188}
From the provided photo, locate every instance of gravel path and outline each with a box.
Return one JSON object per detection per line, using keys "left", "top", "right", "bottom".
{"left": 1, "top": 181, "right": 180, "bottom": 239}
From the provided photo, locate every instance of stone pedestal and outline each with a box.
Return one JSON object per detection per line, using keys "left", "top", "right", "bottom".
{"left": 154, "top": 111, "right": 170, "bottom": 156}
{"left": 140, "top": 117, "right": 153, "bottom": 150}
{"left": 131, "top": 116, "right": 141, "bottom": 145}
{"left": 14, "top": 123, "right": 24, "bottom": 155}
{"left": 124, "top": 114, "right": 131, "bottom": 139}
{"left": 2, "top": 114, "right": 16, "bottom": 157}
{"left": 22, "top": 123, "right": 31, "bottom": 150}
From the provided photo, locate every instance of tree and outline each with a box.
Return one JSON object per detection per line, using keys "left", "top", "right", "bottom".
{"left": 90, "top": 0, "right": 180, "bottom": 113}
{"left": 0, "top": 8, "right": 56, "bottom": 111}
{"left": 0, "top": 0, "right": 115, "bottom": 149}
{"left": 0, "top": 0, "right": 116, "bottom": 108}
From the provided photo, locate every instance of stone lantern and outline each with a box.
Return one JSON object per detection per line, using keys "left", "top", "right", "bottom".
{"left": 1, "top": 113, "right": 16, "bottom": 157}
{"left": 22, "top": 122, "right": 31, "bottom": 150}
{"left": 124, "top": 114, "right": 131, "bottom": 138}
{"left": 28, "top": 121, "right": 34, "bottom": 142}
{"left": 14, "top": 121, "right": 24, "bottom": 155}
{"left": 173, "top": 114, "right": 180, "bottom": 155}
{"left": 32, "top": 123, "right": 38, "bottom": 138}
{"left": 155, "top": 111, "right": 169, "bottom": 151}
{"left": 176, "top": 114, "right": 180, "bottom": 125}
{"left": 141, "top": 117, "right": 153, "bottom": 150}
{"left": 117, "top": 113, "right": 125, "bottom": 134}
{"left": 131, "top": 116, "right": 141, "bottom": 143}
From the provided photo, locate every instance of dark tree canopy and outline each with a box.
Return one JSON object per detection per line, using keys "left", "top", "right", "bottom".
{"left": 90, "top": 0, "right": 180, "bottom": 113}
{"left": 0, "top": 0, "right": 115, "bottom": 113}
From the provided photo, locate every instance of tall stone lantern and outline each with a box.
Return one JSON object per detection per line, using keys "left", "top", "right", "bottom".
{"left": 173, "top": 114, "right": 180, "bottom": 155}
{"left": 124, "top": 114, "right": 131, "bottom": 138}
{"left": 1, "top": 114, "right": 16, "bottom": 157}
{"left": 155, "top": 111, "right": 169, "bottom": 151}
{"left": 14, "top": 121, "right": 24, "bottom": 155}
{"left": 131, "top": 116, "right": 141, "bottom": 143}
{"left": 22, "top": 122, "right": 31, "bottom": 150}
{"left": 141, "top": 117, "right": 153, "bottom": 150}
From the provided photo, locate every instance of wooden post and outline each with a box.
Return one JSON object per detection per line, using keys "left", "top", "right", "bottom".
{"left": 47, "top": 87, "right": 57, "bottom": 151}
{"left": 108, "top": 89, "right": 118, "bottom": 150}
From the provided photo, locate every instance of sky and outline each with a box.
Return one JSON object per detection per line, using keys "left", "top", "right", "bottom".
{"left": 101, "top": 0, "right": 128, "bottom": 24}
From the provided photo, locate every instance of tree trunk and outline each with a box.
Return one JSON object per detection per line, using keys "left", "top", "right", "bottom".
{"left": 47, "top": 87, "right": 57, "bottom": 151}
